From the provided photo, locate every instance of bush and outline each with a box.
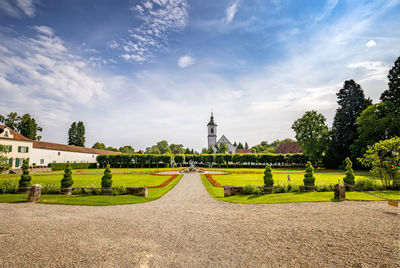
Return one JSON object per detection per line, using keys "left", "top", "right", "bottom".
{"left": 290, "top": 184, "right": 300, "bottom": 192}
{"left": 49, "top": 162, "right": 96, "bottom": 171}
{"left": 18, "top": 159, "right": 31, "bottom": 187}
{"left": 0, "top": 179, "right": 19, "bottom": 193}
{"left": 242, "top": 184, "right": 261, "bottom": 194}
{"left": 92, "top": 188, "right": 102, "bottom": 195}
{"left": 273, "top": 185, "right": 287, "bottom": 193}
{"left": 263, "top": 165, "right": 274, "bottom": 187}
{"left": 42, "top": 184, "right": 61, "bottom": 194}
{"left": 315, "top": 184, "right": 329, "bottom": 192}
{"left": 61, "top": 164, "right": 74, "bottom": 188}
{"left": 303, "top": 161, "right": 315, "bottom": 185}
{"left": 72, "top": 188, "right": 83, "bottom": 195}
{"left": 101, "top": 164, "right": 112, "bottom": 188}
{"left": 355, "top": 179, "right": 378, "bottom": 191}
{"left": 343, "top": 157, "right": 355, "bottom": 190}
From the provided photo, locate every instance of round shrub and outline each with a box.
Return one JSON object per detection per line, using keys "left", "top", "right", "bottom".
{"left": 101, "top": 164, "right": 112, "bottom": 188}
{"left": 263, "top": 165, "right": 274, "bottom": 187}
{"left": 242, "top": 184, "right": 261, "bottom": 195}
{"left": 303, "top": 161, "right": 315, "bottom": 186}
{"left": 61, "top": 163, "right": 74, "bottom": 188}
{"left": 18, "top": 159, "right": 31, "bottom": 187}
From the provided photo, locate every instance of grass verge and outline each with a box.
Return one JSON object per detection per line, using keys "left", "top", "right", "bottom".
{"left": 0, "top": 175, "right": 182, "bottom": 206}
{"left": 200, "top": 175, "right": 400, "bottom": 204}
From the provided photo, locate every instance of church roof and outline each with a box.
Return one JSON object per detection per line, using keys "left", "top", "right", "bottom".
{"left": 236, "top": 149, "right": 252, "bottom": 154}
{"left": 207, "top": 112, "right": 217, "bottom": 126}
{"left": 217, "top": 135, "right": 232, "bottom": 145}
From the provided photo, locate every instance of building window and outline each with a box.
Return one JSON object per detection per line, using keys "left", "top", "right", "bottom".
{"left": 8, "top": 158, "right": 13, "bottom": 166}
{"left": 18, "top": 146, "right": 29, "bottom": 153}
{"left": 40, "top": 159, "right": 44, "bottom": 165}
{"left": 92, "top": 155, "right": 94, "bottom": 158}
{"left": 8, "top": 146, "right": 12, "bottom": 152}
{"left": 4, "top": 131, "right": 8, "bottom": 137}
{"left": 211, "top": 128, "right": 214, "bottom": 133}
{"left": 58, "top": 152, "right": 61, "bottom": 156}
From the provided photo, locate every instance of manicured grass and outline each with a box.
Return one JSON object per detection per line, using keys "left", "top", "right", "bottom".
{"left": 54, "top": 168, "right": 181, "bottom": 174}
{"left": 0, "top": 175, "right": 183, "bottom": 206}
{"left": 0, "top": 173, "right": 172, "bottom": 187}
{"left": 203, "top": 167, "right": 370, "bottom": 175}
{"left": 200, "top": 175, "right": 399, "bottom": 204}
{"left": 212, "top": 173, "right": 373, "bottom": 187}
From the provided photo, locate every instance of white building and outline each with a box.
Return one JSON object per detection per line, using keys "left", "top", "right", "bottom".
{"left": 207, "top": 113, "right": 236, "bottom": 154}
{"left": 0, "top": 125, "right": 119, "bottom": 169}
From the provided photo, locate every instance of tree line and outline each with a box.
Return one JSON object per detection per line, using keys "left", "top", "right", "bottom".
{"left": 292, "top": 56, "right": 400, "bottom": 168}
{"left": 96, "top": 153, "right": 307, "bottom": 168}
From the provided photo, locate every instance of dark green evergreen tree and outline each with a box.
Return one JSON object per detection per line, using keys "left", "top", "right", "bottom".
{"left": 343, "top": 157, "right": 355, "bottom": 190}
{"left": 263, "top": 165, "right": 274, "bottom": 187}
{"left": 245, "top": 142, "right": 249, "bottom": 149}
{"left": 101, "top": 164, "right": 112, "bottom": 188}
{"left": 76, "top": 121, "right": 85, "bottom": 147}
{"left": 18, "top": 159, "right": 31, "bottom": 187}
{"left": 237, "top": 142, "right": 244, "bottom": 149}
{"left": 68, "top": 122, "right": 77, "bottom": 145}
{"left": 379, "top": 56, "right": 400, "bottom": 137}
{"left": 0, "top": 112, "right": 20, "bottom": 130}
{"left": 61, "top": 163, "right": 73, "bottom": 188}
{"left": 303, "top": 161, "right": 315, "bottom": 186}
{"left": 326, "top": 80, "right": 371, "bottom": 168}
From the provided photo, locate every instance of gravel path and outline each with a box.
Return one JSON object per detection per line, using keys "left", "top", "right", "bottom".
{"left": 0, "top": 173, "right": 399, "bottom": 267}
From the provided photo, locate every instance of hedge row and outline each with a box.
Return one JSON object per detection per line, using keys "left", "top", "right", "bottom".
{"left": 49, "top": 162, "right": 97, "bottom": 171}
{"left": 97, "top": 154, "right": 173, "bottom": 168}
{"left": 96, "top": 153, "right": 307, "bottom": 168}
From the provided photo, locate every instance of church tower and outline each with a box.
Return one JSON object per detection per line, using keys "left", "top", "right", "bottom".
{"left": 207, "top": 112, "right": 217, "bottom": 148}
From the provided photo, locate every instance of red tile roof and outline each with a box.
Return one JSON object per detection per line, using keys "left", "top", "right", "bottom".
{"left": 0, "top": 125, "right": 32, "bottom": 141}
{"left": 275, "top": 142, "right": 304, "bottom": 154}
{"left": 236, "top": 149, "right": 253, "bottom": 154}
{"left": 33, "top": 141, "right": 121, "bottom": 155}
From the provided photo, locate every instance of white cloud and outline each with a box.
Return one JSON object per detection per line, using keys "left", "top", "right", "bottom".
{"left": 178, "top": 55, "right": 195, "bottom": 68}
{"left": 114, "top": 0, "right": 188, "bottom": 62}
{"left": 347, "top": 61, "right": 389, "bottom": 81}
{"left": 315, "top": 0, "right": 339, "bottom": 21}
{"left": 33, "top": 26, "right": 54, "bottom": 36}
{"left": 365, "top": 39, "right": 376, "bottom": 47}
{"left": 223, "top": 1, "right": 239, "bottom": 23}
{"left": 0, "top": 0, "right": 36, "bottom": 18}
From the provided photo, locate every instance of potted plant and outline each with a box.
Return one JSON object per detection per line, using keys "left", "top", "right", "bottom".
{"left": 303, "top": 161, "right": 316, "bottom": 192}
{"left": 18, "top": 159, "right": 32, "bottom": 193}
{"left": 343, "top": 157, "right": 355, "bottom": 191}
{"left": 101, "top": 164, "right": 113, "bottom": 195}
{"left": 263, "top": 165, "right": 274, "bottom": 194}
{"left": 61, "top": 163, "right": 73, "bottom": 195}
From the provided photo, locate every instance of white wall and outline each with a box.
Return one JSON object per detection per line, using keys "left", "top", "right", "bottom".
{"left": 30, "top": 148, "right": 98, "bottom": 166}
{"left": 0, "top": 139, "right": 33, "bottom": 168}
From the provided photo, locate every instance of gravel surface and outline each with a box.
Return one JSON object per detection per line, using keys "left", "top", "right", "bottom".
{"left": 0, "top": 173, "right": 399, "bottom": 267}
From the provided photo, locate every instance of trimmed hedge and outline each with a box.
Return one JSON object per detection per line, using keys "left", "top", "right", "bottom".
{"left": 97, "top": 153, "right": 308, "bottom": 168}
{"left": 49, "top": 162, "right": 97, "bottom": 171}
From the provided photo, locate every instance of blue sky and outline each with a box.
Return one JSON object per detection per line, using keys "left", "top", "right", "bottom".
{"left": 0, "top": 0, "right": 399, "bottom": 151}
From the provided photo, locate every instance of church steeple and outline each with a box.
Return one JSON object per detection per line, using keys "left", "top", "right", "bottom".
{"left": 207, "top": 112, "right": 217, "bottom": 148}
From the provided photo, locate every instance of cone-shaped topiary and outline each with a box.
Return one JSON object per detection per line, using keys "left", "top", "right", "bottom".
{"left": 19, "top": 159, "right": 31, "bottom": 187}
{"left": 343, "top": 157, "right": 355, "bottom": 190}
{"left": 61, "top": 163, "right": 74, "bottom": 188}
{"left": 101, "top": 164, "right": 112, "bottom": 188}
{"left": 263, "top": 165, "right": 274, "bottom": 187}
{"left": 303, "top": 161, "right": 315, "bottom": 186}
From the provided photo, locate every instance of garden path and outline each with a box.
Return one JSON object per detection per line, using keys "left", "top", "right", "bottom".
{"left": 0, "top": 173, "right": 398, "bottom": 267}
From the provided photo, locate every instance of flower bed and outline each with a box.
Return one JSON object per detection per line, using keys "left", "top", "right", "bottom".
{"left": 205, "top": 174, "right": 223, "bottom": 187}
{"left": 148, "top": 174, "right": 179, "bottom": 188}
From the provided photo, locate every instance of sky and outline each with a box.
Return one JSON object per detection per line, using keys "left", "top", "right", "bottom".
{"left": 0, "top": 0, "right": 399, "bottom": 151}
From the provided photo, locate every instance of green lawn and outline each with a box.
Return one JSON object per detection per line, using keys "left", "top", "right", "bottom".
{"left": 0, "top": 173, "right": 172, "bottom": 187}
{"left": 0, "top": 175, "right": 182, "bottom": 206}
{"left": 212, "top": 173, "right": 373, "bottom": 187}
{"left": 204, "top": 167, "right": 370, "bottom": 175}
{"left": 201, "top": 175, "right": 399, "bottom": 204}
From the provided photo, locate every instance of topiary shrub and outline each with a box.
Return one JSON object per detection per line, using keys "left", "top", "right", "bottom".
{"left": 18, "top": 159, "right": 31, "bottom": 187}
{"left": 61, "top": 163, "right": 74, "bottom": 188}
{"left": 263, "top": 165, "right": 274, "bottom": 187}
{"left": 343, "top": 157, "right": 355, "bottom": 191}
{"left": 303, "top": 161, "right": 315, "bottom": 186}
{"left": 101, "top": 164, "right": 112, "bottom": 188}
{"left": 242, "top": 184, "right": 261, "bottom": 195}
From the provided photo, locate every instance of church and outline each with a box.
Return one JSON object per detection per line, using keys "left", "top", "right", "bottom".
{"left": 207, "top": 113, "right": 236, "bottom": 154}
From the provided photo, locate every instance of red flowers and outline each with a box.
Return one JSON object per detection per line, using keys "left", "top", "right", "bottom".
{"left": 205, "top": 174, "right": 223, "bottom": 187}
{"left": 148, "top": 174, "right": 179, "bottom": 188}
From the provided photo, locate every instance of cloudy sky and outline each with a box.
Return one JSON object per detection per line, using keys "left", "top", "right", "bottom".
{"left": 0, "top": 0, "right": 399, "bottom": 151}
